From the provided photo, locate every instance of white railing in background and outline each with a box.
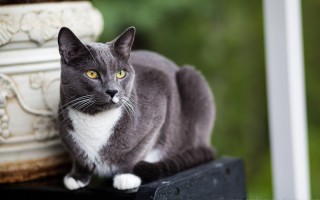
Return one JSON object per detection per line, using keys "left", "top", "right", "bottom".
{"left": 263, "top": 0, "right": 310, "bottom": 199}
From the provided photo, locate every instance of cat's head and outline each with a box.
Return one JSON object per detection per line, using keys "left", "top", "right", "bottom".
{"left": 58, "top": 27, "right": 136, "bottom": 114}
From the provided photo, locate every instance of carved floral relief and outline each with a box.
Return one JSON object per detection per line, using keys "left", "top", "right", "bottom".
{"left": 0, "top": 14, "right": 20, "bottom": 46}
{"left": 0, "top": 73, "right": 60, "bottom": 142}
{"left": 0, "top": 3, "right": 103, "bottom": 46}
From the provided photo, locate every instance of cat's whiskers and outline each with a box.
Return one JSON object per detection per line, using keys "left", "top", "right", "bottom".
{"left": 124, "top": 102, "right": 137, "bottom": 118}
{"left": 72, "top": 98, "right": 94, "bottom": 111}
{"left": 57, "top": 100, "right": 93, "bottom": 128}
{"left": 81, "top": 100, "right": 96, "bottom": 113}
{"left": 122, "top": 97, "right": 138, "bottom": 115}
{"left": 60, "top": 95, "right": 93, "bottom": 110}
{"left": 120, "top": 99, "right": 134, "bottom": 119}
{"left": 120, "top": 100, "right": 134, "bottom": 121}
{"left": 77, "top": 99, "right": 95, "bottom": 112}
{"left": 126, "top": 95, "right": 140, "bottom": 113}
{"left": 60, "top": 98, "right": 92, "bottom": 115}
{"left": 125, "top": 94, "right": 137, "bottom": 104}
{"left": 56, "top": 95, "right": 94, "bottom": 127}
{"left": 128, "top": 94, "right": 140, "bottom": 105}
{"left": 120, "top": 97, "right": 138, "bottom": 120}
{"left": 56, "top": 95, "right": 93, "bottom": 122}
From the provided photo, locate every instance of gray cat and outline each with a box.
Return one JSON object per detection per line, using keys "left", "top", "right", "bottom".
{"left": 57, "top": 26, "right": 215, "bottom": 190}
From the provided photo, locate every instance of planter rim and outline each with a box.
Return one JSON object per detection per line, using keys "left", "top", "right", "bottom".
{"left": 0, "top": 0, "right": 103, "bottom": 48}
{"left": 0, "top": 1, "right": 92, "bottom": 13}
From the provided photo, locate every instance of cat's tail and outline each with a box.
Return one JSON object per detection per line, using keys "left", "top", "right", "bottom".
{"left": 133, "top": 147, "right": 215, "bottom": 183}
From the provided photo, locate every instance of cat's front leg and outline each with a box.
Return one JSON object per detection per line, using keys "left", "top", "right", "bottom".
{"left": 64, "top": 161, "right": 92, "bottom": 190}
{"left": 113, "top": 173, "right": 142, "bottom": 190}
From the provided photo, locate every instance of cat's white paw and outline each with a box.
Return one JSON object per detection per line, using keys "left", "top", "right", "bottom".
{"left": 113, "top": 173, "right": 141, "bottom": 190}
{"left": 64, "top": 175, "right": 87, "bottom": 190}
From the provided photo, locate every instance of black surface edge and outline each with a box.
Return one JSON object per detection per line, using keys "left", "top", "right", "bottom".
{"left": 1, "top": 157, "right": 246, "bottom": 200}
{"left": 135, "top": 157, "right": 246, "bottom": 200}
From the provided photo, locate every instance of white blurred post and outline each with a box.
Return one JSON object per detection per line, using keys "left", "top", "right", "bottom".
{"left": 263, "top": 0, "right": 310, "bottom": 199}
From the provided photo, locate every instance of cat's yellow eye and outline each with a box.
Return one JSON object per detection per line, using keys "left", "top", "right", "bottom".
{"left": 86, "top": 70, "right": 99, "bottom": 79}
{"left": 116, "top": 70, "right": 126, "bottom": 79}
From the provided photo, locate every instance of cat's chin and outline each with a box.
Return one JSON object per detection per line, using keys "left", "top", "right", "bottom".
{"left": 72, "top": 102, "right": 120, "bottom": 115}
{"left": 94, "top": 102, "right": 122, "bottom": 112}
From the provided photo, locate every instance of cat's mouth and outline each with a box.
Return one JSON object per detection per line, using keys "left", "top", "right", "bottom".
{"left": 94, "top": 97, "right": 122, "bottom": 111}
{"left": 111, "top": 96, "right": 120, "bottom": 104}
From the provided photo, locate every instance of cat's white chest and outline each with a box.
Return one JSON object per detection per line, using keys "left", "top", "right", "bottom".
{"left": 68, "top": 108, "right": 122, "bottom": 168}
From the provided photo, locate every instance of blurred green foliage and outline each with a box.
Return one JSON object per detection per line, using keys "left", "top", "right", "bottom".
{"left": 92, "top": 0, "right": 319, "bottom": 198}
{"left": 303, "top": 0, "right": 320, "bottom": 198}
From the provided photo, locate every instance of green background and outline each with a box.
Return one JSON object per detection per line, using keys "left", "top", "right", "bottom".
{"left": 92, "top": 0, "right": 320, "bottom": 198}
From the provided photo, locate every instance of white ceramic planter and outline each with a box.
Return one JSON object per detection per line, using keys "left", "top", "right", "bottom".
{"left": 0, "top": 1, "right": 103, "bottom": 183}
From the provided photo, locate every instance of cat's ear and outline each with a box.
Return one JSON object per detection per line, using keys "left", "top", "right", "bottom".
{"left": 58, "top": 27, "right": 88, "bottom": 64}
{"left": 112, "top": 27, "right": 136, "bottom": 60}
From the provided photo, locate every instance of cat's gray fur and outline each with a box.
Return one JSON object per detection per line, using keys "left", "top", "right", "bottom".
{"left": 57, "top": 26, "right": 215, "bottom": 190}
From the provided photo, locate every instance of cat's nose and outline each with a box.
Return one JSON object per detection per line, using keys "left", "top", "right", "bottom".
{"left": 106, "top": 89, "right": 118, "bottom": 98}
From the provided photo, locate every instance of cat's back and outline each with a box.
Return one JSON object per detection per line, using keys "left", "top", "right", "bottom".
{"left": 130, "top": 50, "right": 179, "bottom": 77}
{"left": 129, "top": 50, "right": 180, "bottom": 100}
